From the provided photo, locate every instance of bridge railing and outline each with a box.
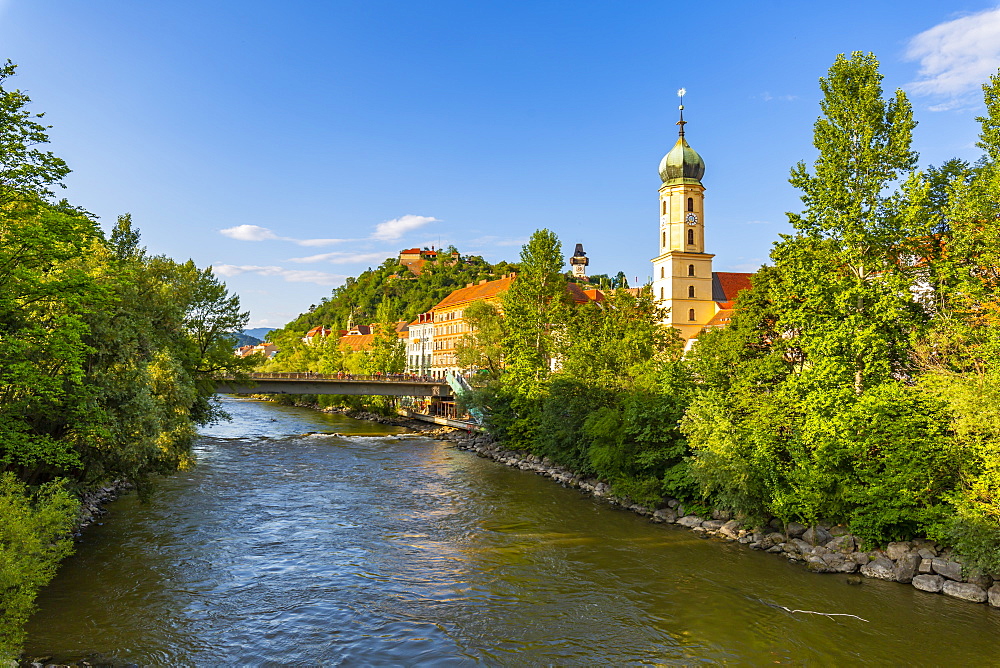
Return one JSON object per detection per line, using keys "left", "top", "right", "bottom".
{"left": 217, "top": 372, "right": 445, "bottom": 383}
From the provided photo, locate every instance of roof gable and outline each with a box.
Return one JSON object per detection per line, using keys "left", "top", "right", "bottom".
{"left": 711, "top": 272, "right": 754, "bottom": 303}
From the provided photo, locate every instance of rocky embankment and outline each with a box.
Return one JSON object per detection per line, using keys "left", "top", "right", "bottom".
{"left": 73, "top": 481, "right": 132, "bottom": 536}
{"left": 429, "top": 427, "right": 1000, "bottom": 610}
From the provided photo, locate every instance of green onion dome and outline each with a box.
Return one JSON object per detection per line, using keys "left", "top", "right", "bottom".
{"left": 658, "top": 136, "right": 705, "bottom": 184}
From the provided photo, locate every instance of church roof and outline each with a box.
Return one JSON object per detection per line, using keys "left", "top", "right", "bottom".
{"left": 659, "top": 135, "right": 706, "bottom": 184}
{"left": 711, "top": 272, "right": 754, "bottom": 303}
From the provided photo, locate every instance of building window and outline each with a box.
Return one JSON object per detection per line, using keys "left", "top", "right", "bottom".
{"left": 660, "top": 267, "right": 665, "bottom": 278}
{"left": 688, "top": 264, "right": 695, "bottom": 276}
{"left": 687, "top": 197, "right": 694, "bottom": 212}
{"left": 662, "top": 231, "right": 666, "bottom": 248}
{"left": 660, "top": 287, "right": 664, "bottom": 299}
{"left": 688, "top": 285, "right": 695, "bottom": 298}
{"left": 688, "top": 308, "right": 696, "bottom": 321}
{"left": 661, "top": 200, "right": 666, "bottom": 215}
{"left": 687, "top": 229, "right": 694, "bottom": 245}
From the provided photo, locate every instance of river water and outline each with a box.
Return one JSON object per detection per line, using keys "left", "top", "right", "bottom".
{"left": 23, "top": 397, "right": 1000, "bottom": 665}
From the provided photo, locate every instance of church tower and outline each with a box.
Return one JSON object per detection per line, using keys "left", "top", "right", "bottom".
{"left": 651, "top": 90, "right": 715, "bottom": 340}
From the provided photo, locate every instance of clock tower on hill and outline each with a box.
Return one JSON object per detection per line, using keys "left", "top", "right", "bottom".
{"left": 651, "top": 92, "right": 716, "bottom": 340}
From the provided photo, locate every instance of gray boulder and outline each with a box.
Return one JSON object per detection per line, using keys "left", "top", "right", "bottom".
{"left": 791, "top": 538, "right": 813, "bottom": 554}
{"left": 851, "top": 551, "right": 871, "bottom": 566}
{"left": 988, "top": 584, "right": 1000, "bottom": 608}
{"left": 966, "top": 570, "right": 993, "bottom": 590}
{"left": 786, "top": 522, "right": 807, "bottom": 538}
{"left": 805, "top": 555, "right": 830, "bottom": 572}
{"left": 822, "top": 553, "right": 857, "bottom": 573}
{"left": 918, "top": 558, "right": 934, "bottom": 574}
{"left": 885, "top": 541, "right": 912, "bottom": 561}
{"left": 942, "top": 581, "right": 988, "bottom": 603}
{"left": 860, "top": 557, "right": 896, "bottom": 581}
{"left": 826, "top": 535, "right": 856, "bottom": 554}
{"left": 677, "top": 515, "right": 703, "bottom": 528}
{"left": 912, "top": 574, "right": 945, "bottom": 593}
{"left": 893, "top": 554, "right": 921, "bottom": 584}
{"left": 719, "top": 520, "right": 742, "bottom": 539}
{"left": 802, "top": 526, "right": 833, "bottom": 546}
{"left": 932, "top": 558, "right": 964, "bottom": 582}
{"left": 653, "top": 508, "right": 677, "bottom": 523}
{"left": 701, "top": 519, "right": 726, "bottom": 532}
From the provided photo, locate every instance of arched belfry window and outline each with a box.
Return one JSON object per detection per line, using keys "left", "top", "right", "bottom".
{"left": 662, "top": 231, "right": 666, "bottom": 248}
{"left": 662, "top": 200, "right": 666, "bottom": 215}
{"left": 688, "top": 308, "right": 696, "bottom": 321}
{"left": 687, "top": 264, "right": 695, "bottom": 276}
{"left": 660, "top": 287, "right": 664, "bottom": 300}
{"left": 688, "top": 285, "right": 695, "bottom": 298}
{"left": 687, "top": 229, "right": 695, "bottom": 245}
{"left": 687, "top": 197, "right": 694, "bottom": 212}
{"left": 660, "top": 267, "right": 665, "bottom": 279}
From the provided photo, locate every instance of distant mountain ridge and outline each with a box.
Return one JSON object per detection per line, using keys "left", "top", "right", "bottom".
{"left": 231, "top": 332, "right": 262, "bottom": 347}
{"left": 243, "top": 327, "right": 276, "bottom": 340}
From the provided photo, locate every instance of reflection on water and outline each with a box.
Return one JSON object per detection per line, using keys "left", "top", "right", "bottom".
{"left": 24, "top": 398, "right": 1000, "bottom": 665}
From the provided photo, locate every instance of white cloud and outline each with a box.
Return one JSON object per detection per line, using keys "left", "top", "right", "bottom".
{"left": 220, "top": 224, "right": 280, "bottom": 241}
{"left": 372, "top": 214, "right": 438, "bottom": 241}
{"left": 213, "top": 264, "right": 345, "bottom": 285}
{"left": 760, "top": 92, "right": 797, "bottom": 102}
{"left": 221, "top": 215, "right": 438, "bottom": 245}
{"left": 906, "top": 7, "right": 1000, "bottom": 99}
{"left": 288, "top": 251, "right": 392, "bottom": 264}
{"left": 295, "top": 237, "right": 350, "bottom": 247}
{"left": 219, "top": 224, "right": 349, "bottom": 246}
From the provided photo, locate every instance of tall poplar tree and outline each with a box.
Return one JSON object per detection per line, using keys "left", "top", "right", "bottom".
{"left": 779, "top": 51, "right": 922, "bottom": 394}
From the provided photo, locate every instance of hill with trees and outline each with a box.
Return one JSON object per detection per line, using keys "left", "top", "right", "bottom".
{"left": 273, "top": 251, "right": 519, "bottom": 338}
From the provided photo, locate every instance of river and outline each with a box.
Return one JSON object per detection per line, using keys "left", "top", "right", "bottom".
{"left": 23, "top": 397, "right": 1000, "bottom": 665}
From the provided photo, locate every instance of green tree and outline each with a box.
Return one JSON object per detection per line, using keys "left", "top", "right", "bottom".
{"left": 0, "top": 61, "right": 70, "bottom": 206}
{"left": 783, "top": 51, "right": 921, "bottom": 395}
{"left": 0, "top": 474, "right": 77, "bottom": 660}
{"left": 455, "top": 300, "right": 504, "bottom": 374}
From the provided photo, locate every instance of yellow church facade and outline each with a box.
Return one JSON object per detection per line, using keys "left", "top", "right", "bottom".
{"left": 651, "top": 98, "right": 752, "bottom": 340}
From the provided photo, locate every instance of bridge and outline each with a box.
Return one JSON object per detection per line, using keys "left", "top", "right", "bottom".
{"left": 215, "top": 372, "right": 452, "bottom": 397}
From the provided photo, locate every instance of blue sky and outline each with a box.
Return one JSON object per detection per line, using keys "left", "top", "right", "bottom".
{"left": 3, "top": 1, "right": 1000, "bottom": 327}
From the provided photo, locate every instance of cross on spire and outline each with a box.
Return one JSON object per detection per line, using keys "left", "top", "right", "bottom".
{"left": 677, "top": 87, "right": 687, "bottom": 137}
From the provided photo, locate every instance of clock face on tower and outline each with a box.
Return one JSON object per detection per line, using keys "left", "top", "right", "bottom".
{"left": 686, "top": 213, "right": 698, "bottom": 225}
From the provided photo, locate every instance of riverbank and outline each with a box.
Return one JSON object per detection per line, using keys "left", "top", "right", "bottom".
{"left": 431, "top": 428, "right": 1000, "bottom": 610}
{"left": 73, "top": 482, "right": 133, "bottom": 537}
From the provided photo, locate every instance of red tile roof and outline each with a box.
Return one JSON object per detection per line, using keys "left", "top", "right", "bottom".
{"left": 712, "top": 272, "right": 754, "bottom": 303}
{"left": 431, "top": 276, "right": 592, "bottom": 312}
{"left": 705, "top": 308, "right": 735, "bottom": 329}
{"left": 431, "top": 276, "right": 515, "bottom": 311}
{"left": 338, "top": 333, "right": 375, "bottom": 351}
{"left": 305, "top": 326, "right": 331, "bottom": 338}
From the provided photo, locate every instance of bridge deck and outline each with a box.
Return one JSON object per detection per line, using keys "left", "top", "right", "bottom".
{"left": 215, "top": 373, "right": 451, "bottom": 397}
